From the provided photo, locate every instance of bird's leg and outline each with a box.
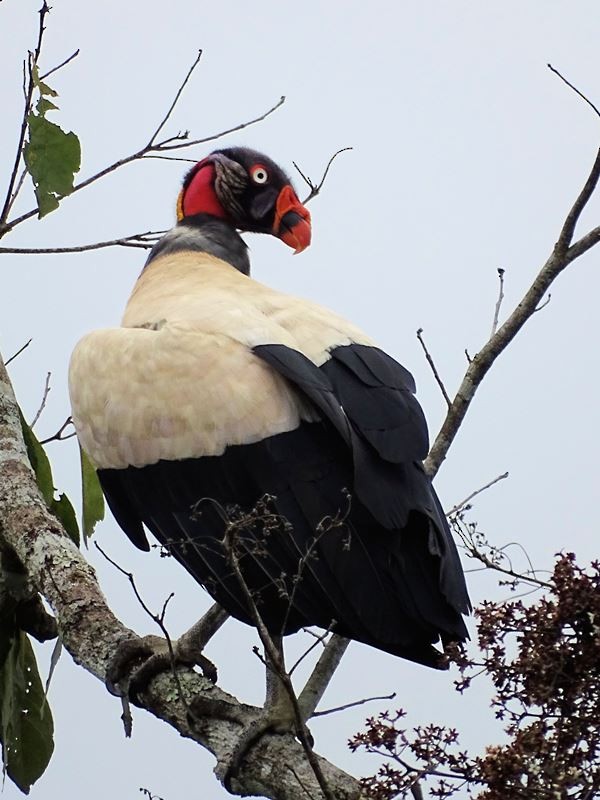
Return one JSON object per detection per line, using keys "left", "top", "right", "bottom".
{"left": 106, "top": 602, "right": 229, "bottom": 701}
{"left": 297, "top": 634, "right": 350, "bottom": 719}
{"left": 195, "top": 635, "right": 313, "bottom": 792}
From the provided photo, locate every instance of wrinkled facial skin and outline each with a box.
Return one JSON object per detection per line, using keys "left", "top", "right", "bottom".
{"left": 179, "top": 147, "right": 312, "bottom": 253}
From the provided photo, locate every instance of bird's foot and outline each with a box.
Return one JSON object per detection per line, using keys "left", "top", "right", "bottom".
{"left": 106, "top": 633, "right": 218, "bottom": 703}
{"left": 190, "top": 691, "right": 312, "bottom": 792}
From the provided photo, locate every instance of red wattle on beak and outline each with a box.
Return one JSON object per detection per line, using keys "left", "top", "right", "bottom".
{"left": 273, "top": 185, "right": 312, "bottom": 253}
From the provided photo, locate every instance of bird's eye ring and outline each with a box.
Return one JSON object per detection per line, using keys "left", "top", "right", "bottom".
{"left": 250, "top": 165, "right": 269, "bottom": 184}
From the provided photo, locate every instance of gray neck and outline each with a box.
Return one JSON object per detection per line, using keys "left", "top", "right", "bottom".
{"left": 145, "top": 217, "right": 251, "bottom": 275}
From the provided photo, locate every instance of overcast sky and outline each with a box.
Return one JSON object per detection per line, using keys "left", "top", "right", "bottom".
{"left": 2, "top": 2, "right": 600, "bottom": 798}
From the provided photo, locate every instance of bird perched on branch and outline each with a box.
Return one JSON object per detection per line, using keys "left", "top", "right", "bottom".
{"left": 69, "top": 146, "right": 470, "bottom": 672}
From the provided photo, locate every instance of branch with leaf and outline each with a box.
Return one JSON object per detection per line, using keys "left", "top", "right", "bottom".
{"left": 2, "top": 8, "right": 600, "bottom": 799}
{"left": 0, "top": 7, "right": 284, "bottom": 250}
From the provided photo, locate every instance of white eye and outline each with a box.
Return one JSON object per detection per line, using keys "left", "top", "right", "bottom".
{"left": 251, "top": 165, "right": 269, "bottom": 184}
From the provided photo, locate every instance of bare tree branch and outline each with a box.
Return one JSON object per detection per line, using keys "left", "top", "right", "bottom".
{"left": 30, "top": 370, "right": 51, "bottom": 427}
{"left": 39, "top": 48, "right": 80, "bottom": 81}
{"left": 39, "top": 416, "right": 75, "bottom": 445}
{"left": 445, "top": 471, "right": 509, "bottom": 517}
{"left": 5, "top": 338, "right": 32, "bottom": 366}
{"left": 548, "top": 63, "right": 600, "bottom": 121}
{"left": 0, "top": 231, "right": 164, "bottom": 255}
{"left": 425, "top": 144, "right": 600, "bottom": 478}
{"left": 293, "top": 148, "right": 353, "bottom": 204}
{"left": 298, "top": 635, "right": 351, "bottom": 721}
{"left": 0, "top": 45, "right": 285, "bottom": 238}
{"left": 312, "top": 691, "right": 396, "bottom": 718}
{"left": 0, "top": 352, "right": 363, "bottom": 800}
{"left": 490, "top": 268, "right": 505, "bottom": 337}
{"left": 148, "top": 50, "right": 203, "bottom": 145}
{"left": 5, "top": 168, "right": 27, "bottom": 219}
{"left": 416, "top": 328, "right": 451, "bottom": 408}
{"left": 555, "top": 147, "right": 600, "bottom": 255}
{"left": 0, "top": 1, "right": 49, "bottom": 228}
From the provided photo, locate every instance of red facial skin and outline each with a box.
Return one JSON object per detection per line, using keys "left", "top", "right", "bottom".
{"left": 177, "top": 160, "right": 312, "bottom": 253}
{"left": 179, "top": 162, "right": 226, "bottom": 220}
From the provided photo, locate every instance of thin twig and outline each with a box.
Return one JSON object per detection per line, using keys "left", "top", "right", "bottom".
{"left": 222, "top": 516, "right": 337, "bottom": 800}
{"left": 5, "top": 168, "right": 27, "bottom": 218}
{"left": 534, "top": 293, "right": 552, "bottom": 313}
{"left": 312, "top": 691, "right": 396, "bottom": 718}
{"left": 293, "top": 148, "right": 353, "bottom": 204}
{"left": 150, "top": 94, "right": 286, "bottom": 153}
{"left": 490, "top": 268, "right": 505, "bottom": 337}
{"left": 2, "top": 54, "right": 285, "bottom": 234}
{"left": 159, "top": 593, "right": 175, "bottom": 624}
{"left": 39, "top": 48, "right": 80, "bottom": 80}
{"left": 94, "top": 542, "right": 192, "bottom": 718}
{"left": 0, "top": 1, "right": 50, "bottom": 229}
{"left": 139, "top": 789, "right": 165, "bottom": 800}
{"left": 289, "top": 628, "right": 333, "bottom": 677}
{"left": 143, "top": 155, "right": 198, "bottom": 163}
{"left": 416, "top": 328, "right": 452, "bottom": 408}
{"left": 0, "top": 231, "right": 164, "bottom": 255}
{"left": 30, "top": 371, "right": 51, "bottom": 427}
{"left": 548, "top": 64, "right": 600, "bottom": 121}
{"left": 453, "top": 523, "right": 552, "bottom": 589}
{"left": 39, "top": 416, "right": 75, "bottom": 445}
{"left": 149, "top": 50, "right": 202, "bottom": 145}
{"left": 5, "top": 339, "right": 32, "bottom": 366}
{"left": 446, "top": 471, "right": 509, "bottom": 517}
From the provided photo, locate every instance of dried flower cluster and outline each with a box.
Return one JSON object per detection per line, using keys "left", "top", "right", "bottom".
{"left": 350, "top": 553, "right": 600, "bottom": 799}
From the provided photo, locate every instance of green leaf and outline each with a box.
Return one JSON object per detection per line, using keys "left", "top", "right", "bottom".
{"left": 50, "top": 494, "right": 79, "bottom": 547}
{"left": 80, "top": 447, "right": 105, "bottom": 543}
{"left": 31, "top": 65, "right": 58, "bottom": 98}
{"left": 0, "top": 632, "right": 54, "bottom": 794}
{"left": 36, "top": 97, "right": 59, "bottom": 116}
{"left": 19, "top": 412, "right": 53, "bottom": 507}
{"left": 23, "top": 114, "right": 81, "bottom": 219}
{"left": 19, "top": 411, "right": 80, "bottom": 546}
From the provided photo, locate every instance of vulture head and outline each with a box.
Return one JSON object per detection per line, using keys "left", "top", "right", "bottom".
{"left": 176, "top": 147, "right": 312, "bottom": 253}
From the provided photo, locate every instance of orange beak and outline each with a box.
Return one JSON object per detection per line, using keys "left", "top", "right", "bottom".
{"left": 273, "top": 185, "right": 312, "bottom": 253}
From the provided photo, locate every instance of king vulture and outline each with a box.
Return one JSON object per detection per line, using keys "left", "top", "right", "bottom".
{"left": 69, "top": 147, "right": 470, "bottom": 670}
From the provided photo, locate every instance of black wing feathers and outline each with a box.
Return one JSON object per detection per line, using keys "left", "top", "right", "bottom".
{"left": 253, "top": 341, "right": 470, "bottom": 615}
{"left": 322, "top": 345, "right": 429, "bottom": 463}
{"left": 254, "top": 343, "right": 432, "bottom": 530}
{"left": 98, "top": 340, "right": 470, "bottom": 667}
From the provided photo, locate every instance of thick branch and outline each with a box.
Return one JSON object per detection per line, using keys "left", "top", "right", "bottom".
{"left": 0, "top": 353, "right": 362, "bottom": 800}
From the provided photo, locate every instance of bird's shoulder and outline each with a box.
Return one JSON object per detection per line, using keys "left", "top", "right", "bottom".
{"left": 121, "top": 249, "right": 375, "bottom": 360}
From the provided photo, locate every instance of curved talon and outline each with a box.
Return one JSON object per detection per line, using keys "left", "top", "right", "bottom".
{"left": 106, "top": 633, "right": 218, "bottom": 704}
{"left": 196, "top": 653, "right": 218, "bottom": 684}
{"left": 221, "top": 712, "right": 312, "bottom": 792}
{"left": 106, "top": 635, "right": 161, "bottom": 698}
{"left": 222, "top": 714, "right": 281, "bottom": 792}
